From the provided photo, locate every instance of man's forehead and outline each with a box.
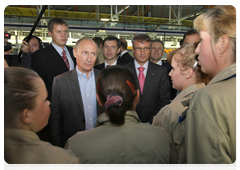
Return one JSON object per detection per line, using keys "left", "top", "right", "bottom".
{"left": 185, "top": 34, "right": 200, "bottom": 41}
{"left": 104, "top": 40, "right": 117, "bottom": 44}
{"left": 134, "top": 40, "right": 151, "bottom": 45}
{"left": 152, "top": 42, "right": 163, "bottom": 47}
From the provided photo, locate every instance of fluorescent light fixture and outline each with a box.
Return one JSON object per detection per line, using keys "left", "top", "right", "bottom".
{"left": 101, "top": 18, "right": 109, "bottom": 21}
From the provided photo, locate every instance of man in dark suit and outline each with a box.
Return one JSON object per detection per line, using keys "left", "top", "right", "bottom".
{"left": 32, "top": 18, "right": 76, "bottom": 102}
{"left": 49, "top": 38, "right": 104, "bottom": 147}
{"left": 125, "top": 34, "right": 171, "bottom": 124}
{"left": 31, "top": 18, "right": 76, "bottom": 142}
{"left": 117, "top": 38, "right": 134, "bottom": 64}
{"left": 95, "top": 36, "right": 121, "bottom": 70}
{"left": 150, "top": 39, "right": 177, "bottom": 100}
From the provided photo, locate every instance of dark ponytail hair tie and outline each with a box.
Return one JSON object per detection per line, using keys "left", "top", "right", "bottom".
{"left": 104, "top": 93, "right": 123, "bottom": 109}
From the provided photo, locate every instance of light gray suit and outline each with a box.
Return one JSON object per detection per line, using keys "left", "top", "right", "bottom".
{"left": 49, "top": 68, "right": 104, "bottom": 147}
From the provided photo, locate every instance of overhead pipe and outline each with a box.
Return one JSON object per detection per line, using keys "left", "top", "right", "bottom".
{"left": 17, "top": 5, "right": 47, "bottom": 61}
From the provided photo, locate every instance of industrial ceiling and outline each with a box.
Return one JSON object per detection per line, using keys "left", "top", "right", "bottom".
{"left": 4, "top": 5, "right": 215, "bottom": 32}
{"left": 4, "top": 5, "right": 215, "bottom": 51}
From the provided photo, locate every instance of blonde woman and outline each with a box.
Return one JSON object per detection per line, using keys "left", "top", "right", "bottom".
{"left": 185, "top": 5, "right": 236, "bottom": 163}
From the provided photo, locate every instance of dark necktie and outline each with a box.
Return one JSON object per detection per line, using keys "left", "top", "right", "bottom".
{"left": 62, "top": 50, "right": 70, "bottom": 70}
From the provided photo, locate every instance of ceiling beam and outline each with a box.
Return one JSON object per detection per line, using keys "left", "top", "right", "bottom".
{"left": 99, "top": 5, "right": 130, "bottom": 28}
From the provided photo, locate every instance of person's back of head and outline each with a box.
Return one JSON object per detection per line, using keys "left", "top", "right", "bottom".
{"left": 4, "top": 67, "right": 50, "bottom": 131}
{"left": 119, "top": 38, "right": 128, "bottom": 50}
{"left": 97, "top": 66, "right": 138, "bottom": 125}
{"left": 92, "top": 37, "right": 103, "bottom": 49}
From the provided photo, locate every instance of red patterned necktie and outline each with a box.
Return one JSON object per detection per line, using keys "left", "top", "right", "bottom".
{"left": 62, "top": 50, "right": 70, "bottom": 70}
{"left": 138, "top": 67, "right": 145, "bottom": 94}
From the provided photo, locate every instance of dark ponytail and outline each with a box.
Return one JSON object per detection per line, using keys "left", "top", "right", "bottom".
{"left": 97, "top": 66, "right": 137, "bottom": 125}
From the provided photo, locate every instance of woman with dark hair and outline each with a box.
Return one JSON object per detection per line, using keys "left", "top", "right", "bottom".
{"left": 4, "top": 67, "right": 79, "bottom": 164}
{"left": 65, "top": 66, "right": 173, "bottom": 164}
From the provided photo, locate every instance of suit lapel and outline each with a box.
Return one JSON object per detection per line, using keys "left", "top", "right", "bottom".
{"left": 142, "top": 62, "right": 155, "bottom": 95}
{"left": 66, "top": 46, "right": 76, "bottom": 66}
{"left": 69, "top": 68, "right": 84, "bottom": 113}
{"left": 128, "top": 61, "right": 140, "bottom": 94}
{"left": 49, "top": 44, "right": 69, "bottom": 70}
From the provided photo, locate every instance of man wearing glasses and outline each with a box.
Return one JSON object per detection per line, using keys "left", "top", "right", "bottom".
{"left": 125, "top": 34, "right": 171, "bottom": 124}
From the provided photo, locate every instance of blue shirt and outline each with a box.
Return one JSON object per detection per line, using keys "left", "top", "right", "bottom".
{"left": 76, "top": 67, "right": 97, "bottom": 130}
{"left": 51, "top": 42, "right": 74, "bottom": 70}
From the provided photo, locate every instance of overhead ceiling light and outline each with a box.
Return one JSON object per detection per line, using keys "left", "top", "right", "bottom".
{"left": 101, "top": 18, "right": 109, "bottom": 21}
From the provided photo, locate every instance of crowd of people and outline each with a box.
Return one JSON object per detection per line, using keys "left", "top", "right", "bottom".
{"left": 4, "top": 5, "right": 236, "bottom": 164}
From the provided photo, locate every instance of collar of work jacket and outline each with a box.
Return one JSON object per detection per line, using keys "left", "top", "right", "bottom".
{"left": 5, "top": 129, "right": 40, "bottom": 144}
{"left": 173, "top": 83, "right": 206, "bottom": 102}
{"left": 208, "top": 63, "right": 236, "bottom": 86}
{"left": 96, "top": 110, "right": 141, "bottom": 127}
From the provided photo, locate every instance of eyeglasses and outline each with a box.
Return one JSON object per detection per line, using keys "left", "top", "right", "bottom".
{"left": 134, "top": 47, "right": 150, "bottom": 51}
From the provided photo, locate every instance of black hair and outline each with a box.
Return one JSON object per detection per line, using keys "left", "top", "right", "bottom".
{"left": 92, "top": 37, "right": 103, "bottom": 48}
{"left": 103, "top": 36, "right": 121, "bottom": 49}
{"left": 182, "top": 29, "right": 199, "bottom": 42}
{"left": 23, "top": 35, "right": 43, "bottom": 49}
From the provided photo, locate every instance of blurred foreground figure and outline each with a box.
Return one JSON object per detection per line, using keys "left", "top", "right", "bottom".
{"left": 4, "top": 67, "right": 79, "bottom": 164}
{"left": 65, "top": 66, "right": 174, "bottom": 164}
{"left": 152, "top": 43, "right": 210, "bottom": 163}
{"left": 185, "top": 5, "right": 236, "bottom": 163}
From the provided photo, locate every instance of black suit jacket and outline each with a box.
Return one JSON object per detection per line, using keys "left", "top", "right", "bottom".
{"left": 32, "top": 44, "right": 76, "bottom": 101}
{"left": 117, "top": 52, "right": 134, "bottom": 65}
{"left": 49, "top": 68, "right": 105, "bottom": 147}
{"left": 162, "top": 60, "right": 177, "bottom": 100}
{"left": 94, "top": 60, "right": 122, "bottom": 70}
{"left": 125, "top": 61, "right": 171, "bottom": 123}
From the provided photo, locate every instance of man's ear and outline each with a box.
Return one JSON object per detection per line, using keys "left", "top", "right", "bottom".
{"left": 73, "top": 48, "right": 77, "bottom": 59}
{"left": 185, "top": 68, "right": 194, "bottom": 79}
{"left": 48, "top": 31, "right": 52, "bottom": 38}
{"left": 117, "top": 48, "right": 121, "bottom": 55}
{"left": 20, "top": 109, "right": 32, "bottom": 125}
{"left": 96, "top": 93, "right": 104, "bottom": 107}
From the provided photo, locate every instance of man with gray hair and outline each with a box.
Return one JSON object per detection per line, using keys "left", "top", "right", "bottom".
{"left": 150, "top": 39, "right": 176, "bottom": 100}
{"left": 49, "top": 37, "right": 104, "bottom": 147}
